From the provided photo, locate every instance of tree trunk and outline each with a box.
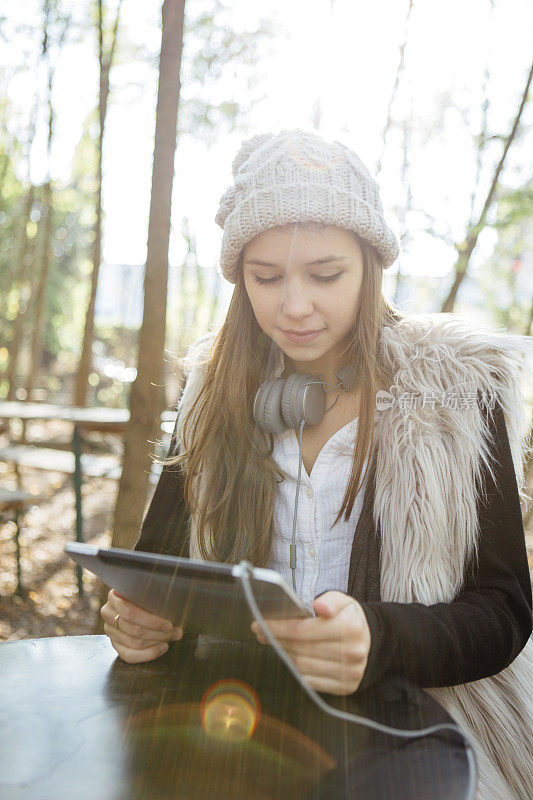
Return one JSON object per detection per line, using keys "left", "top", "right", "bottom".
{"left": 111, "top": 0, "right": 185, "bottom": 550}
{"left": 5, "top": 184, "right": 35, "bottom": 400}
{"left": 440, "top": 58, "right": 533, "bottom": 313}
{"left": 25, "top": 180, "right": 53, "bottom": 402}
{"left": 0, "top": 159, "right": 8, "bottom": 205}
{"left": 74, "top": 0, "right": 122, "bottom": 407}
{"left": 20, "top": 0, "right": 70, "bottom": 408}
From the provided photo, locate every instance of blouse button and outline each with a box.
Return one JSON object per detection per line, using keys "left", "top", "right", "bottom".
{"left": 309, "top": 546, "right": 316, "bottom": 558}
{"left": 305, "top": 487, "right": 314, "bottom": 499}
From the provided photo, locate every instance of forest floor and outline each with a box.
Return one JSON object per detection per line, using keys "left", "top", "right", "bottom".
{"left": 1, "top": 420, "right": 533, "bottom": 642}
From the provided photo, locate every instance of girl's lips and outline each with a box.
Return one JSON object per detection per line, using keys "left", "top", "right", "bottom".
{"left": 282, "top": 329, "right": 325, "bottom": 343}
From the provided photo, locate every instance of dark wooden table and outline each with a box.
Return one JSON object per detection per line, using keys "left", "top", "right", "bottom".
{"left": 0, "top": 635, "right": 474, "bottom": 799}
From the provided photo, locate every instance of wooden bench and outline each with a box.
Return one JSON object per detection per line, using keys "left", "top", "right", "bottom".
{"left": 0, "top": 446, "right": 122, "bottom": 480}
{"left": 1, "top": 445, "right": 123, "bottom": 595}
{"left": 0, "top": 443, "right": 167, "bottom": 595}
{"left": 0, "top": 404, "right": 174, "bottom": 595}
{"left": 0, "top": 488, "right": 41, "bottom": 595}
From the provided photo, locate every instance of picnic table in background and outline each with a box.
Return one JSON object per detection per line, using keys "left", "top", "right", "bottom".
{"left": 0, "top": 488, "right": 42, "bottom": 596}
{"left": 0, "top": 401, "right": 177, "bottom": 594}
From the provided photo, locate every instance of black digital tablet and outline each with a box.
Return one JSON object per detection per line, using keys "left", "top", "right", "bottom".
{"left": 66, "top": 543, "right": 312, "bottom": 643}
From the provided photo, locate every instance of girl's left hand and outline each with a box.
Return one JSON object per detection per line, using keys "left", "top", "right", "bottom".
{"left": 250, "top": 590, "right": 371, "bottom": 695}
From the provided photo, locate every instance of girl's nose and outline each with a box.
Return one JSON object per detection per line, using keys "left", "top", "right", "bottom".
{"left": 280, "top": 278, "right": 315, "bottom": 318}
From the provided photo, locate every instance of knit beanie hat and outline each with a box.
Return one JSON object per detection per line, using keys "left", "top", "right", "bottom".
{"left": 215, "top": 128, "right": 400, "bottom": 284}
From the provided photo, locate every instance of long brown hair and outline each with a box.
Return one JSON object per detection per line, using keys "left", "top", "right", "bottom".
{"left": 165, "top": 232, "right": 403, "bottom": 566}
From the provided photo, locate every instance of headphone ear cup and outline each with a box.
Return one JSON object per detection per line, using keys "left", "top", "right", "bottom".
{"left": 281, "top": 373, "right": 303, "bottom": 429}
{"left": 281, "top": 373, "right": 326, "bottom": 429}
{"left": 253, "top": 378, "right": 287, "bottom": 434}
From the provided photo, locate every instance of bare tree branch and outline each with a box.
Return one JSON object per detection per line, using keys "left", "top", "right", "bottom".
{"left": 74, "top": 0, "right": 123, "bottom": 407}
{"left": 440, "top": 57, "right": 533, "bottom": 313}
{"left": 375, "top": 0, "right": 414, "bottom": 178}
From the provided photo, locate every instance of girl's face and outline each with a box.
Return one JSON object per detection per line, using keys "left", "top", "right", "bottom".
{"left": 243, "top": 223, "right": 364, "bottom": 381}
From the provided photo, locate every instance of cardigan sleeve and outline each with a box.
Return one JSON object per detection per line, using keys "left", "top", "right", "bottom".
{"left": 133, "top": 414, "right": 191, "bottom": 558}
{"left": 133, "top": 416, "right": 200, "bottom": 647}
{"left": 356, "top": 400, "right": 533, "bottom": 693}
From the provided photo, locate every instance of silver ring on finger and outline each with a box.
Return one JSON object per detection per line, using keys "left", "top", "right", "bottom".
{"left": 113, "top": 613, "right": 120, "bottom": 631}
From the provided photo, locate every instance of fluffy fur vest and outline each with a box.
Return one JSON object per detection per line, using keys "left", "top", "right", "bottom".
{"left": 175, "top": 312, "right": 533, "bottom": 800}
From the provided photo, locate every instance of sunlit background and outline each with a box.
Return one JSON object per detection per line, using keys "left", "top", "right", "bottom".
{"left": 0, "top": 0, "right": 532, "bottom": 639}
{"left": 2, "top": 1, "right": 532, "bottom": 385}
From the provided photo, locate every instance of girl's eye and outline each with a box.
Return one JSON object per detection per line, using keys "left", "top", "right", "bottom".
{"left": 254, "top": 272, "right": 342, "bottom": 286}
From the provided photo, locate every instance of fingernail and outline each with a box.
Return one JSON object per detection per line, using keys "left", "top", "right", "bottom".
{"left": 171, "top": 629, "right": 183, "bottom": 641}
{"left": 160, "top": 643, "right": 169, "bottom": 654}
{"left": 162, "top": 622, "right": 173, "bottom": 632}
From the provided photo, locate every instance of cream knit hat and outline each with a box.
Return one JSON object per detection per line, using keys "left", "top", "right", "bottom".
{"left": 215, "top": 128, "right": 399, "bottom": 284}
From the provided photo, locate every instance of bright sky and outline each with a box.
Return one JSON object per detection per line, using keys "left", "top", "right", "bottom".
{"left": 3, "top": 0, "right": 533, "bottom": 311}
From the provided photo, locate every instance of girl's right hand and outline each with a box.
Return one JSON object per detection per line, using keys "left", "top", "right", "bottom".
{"left": 101, "top": 588, "right": 183, "bottom": 664}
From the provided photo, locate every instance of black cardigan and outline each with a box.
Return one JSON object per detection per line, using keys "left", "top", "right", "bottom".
{"left": 134, "top": 401, "right": 532, "bottom": 693}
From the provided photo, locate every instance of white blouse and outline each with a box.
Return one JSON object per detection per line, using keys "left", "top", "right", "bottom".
{"left": 265, "top": 343, "right": 369, "bottom": 610}
{"left": 268, "top": 418, "right": 368, "bottom": 610}
{"left": 188, "top": 341, "right": 369, "bottom": 612}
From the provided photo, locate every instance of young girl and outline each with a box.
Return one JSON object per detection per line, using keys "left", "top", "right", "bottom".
{"left": 101, "top": 129, "right": 532, "bottom": 799}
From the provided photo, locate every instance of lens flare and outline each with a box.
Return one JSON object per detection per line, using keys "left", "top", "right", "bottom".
{"left": 200, "top": 679, "right": 261, "bottom": 743}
